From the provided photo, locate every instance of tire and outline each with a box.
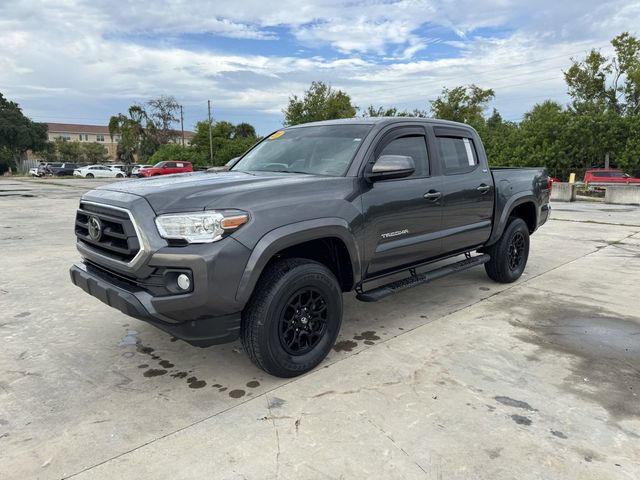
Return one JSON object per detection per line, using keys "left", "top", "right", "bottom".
{"left": 85, "top": 173, "right": 94, "bottom": 178}
{"left": 241, "top": 258, "right": 343, "bottom": 378}
{"left": 484, "top": 217, "right": 530, "bottom": 283}
{"left": 116, "top": 173, "right": 124, "bottom": 178}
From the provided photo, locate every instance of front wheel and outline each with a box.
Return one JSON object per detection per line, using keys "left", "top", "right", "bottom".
{"left": 85, "top": 173, "right": 94, "bottom": 178}
{"left": 483, "top": 217, "right": 530, "bottom": 283}
{"left": 116, "top": 173, "right": 124, "bottom": 178}
{"left": 241, "top": 258, "right": 343, "bottom": 377}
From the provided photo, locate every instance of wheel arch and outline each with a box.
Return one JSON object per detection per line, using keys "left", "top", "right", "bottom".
{"left": 235, "top": 219, "right": 362, "bottom": 304}
{"left": 486, "top": 193, "right": 538, "bottom": 246}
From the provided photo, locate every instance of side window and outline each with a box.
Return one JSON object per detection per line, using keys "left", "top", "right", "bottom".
{"left": 176, "top": 163, "right": 184, "bottom": 168}
{"left": 378, "top": 135, "right": 428, "bottom": 177}
{"left": 436, "top": 137, "right": 478, "bottom": 174}
{"left": 165, "top": 162, "right": 175, "bottom": 168}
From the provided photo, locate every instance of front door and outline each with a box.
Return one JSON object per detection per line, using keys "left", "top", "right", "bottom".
{"left": 361, "top": 126, "right": 443, "bottom": 276}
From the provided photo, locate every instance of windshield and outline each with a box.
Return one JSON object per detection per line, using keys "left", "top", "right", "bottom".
{"left": 232, "top": 124, "right": 372, "bottom": 176}
{"left": 153, "top": 162, "right": 166, "bottom": 168}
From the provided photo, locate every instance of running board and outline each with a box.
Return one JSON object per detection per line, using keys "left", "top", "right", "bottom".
{"left": 356, "top": 254, "right": 490, "bottom": 302}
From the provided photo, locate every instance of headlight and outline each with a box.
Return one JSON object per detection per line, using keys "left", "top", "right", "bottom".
{"left": 155, "top": 211, "right": 248, "bottom": 244}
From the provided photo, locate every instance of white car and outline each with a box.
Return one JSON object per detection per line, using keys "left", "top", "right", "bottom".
{"left": 131, "top": 164, "right": 152, "bottom": 176}
{"left": 74, "top": 165, "right": 126, "bottom": 178}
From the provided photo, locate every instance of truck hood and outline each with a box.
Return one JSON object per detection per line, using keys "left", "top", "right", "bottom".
{"left": 94, "top": 171, "right": 329, "bottom": 213}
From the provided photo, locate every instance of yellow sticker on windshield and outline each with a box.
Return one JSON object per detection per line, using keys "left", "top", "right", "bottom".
{"left": 268, "top": 130, "right": 285, "bottom": 140}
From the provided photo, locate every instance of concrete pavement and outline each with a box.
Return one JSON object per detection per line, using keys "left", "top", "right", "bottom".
{"left": 1, "top": 177, "right": 639, "bottom": 479}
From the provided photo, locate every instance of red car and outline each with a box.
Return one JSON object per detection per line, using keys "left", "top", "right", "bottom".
{"left": 583, "top": 169, "right": 640, "bottom": 187}
{"left": 138, "top": 161, "right": 193, "bottom": 177}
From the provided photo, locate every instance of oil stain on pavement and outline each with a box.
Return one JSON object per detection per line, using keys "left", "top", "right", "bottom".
{"left": 509, "top": 297, "right": 640, "bottom": 420}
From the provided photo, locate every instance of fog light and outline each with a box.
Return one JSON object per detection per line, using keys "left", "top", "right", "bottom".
{"left": 177, "top": 274, "right": 191, "bottom": 291}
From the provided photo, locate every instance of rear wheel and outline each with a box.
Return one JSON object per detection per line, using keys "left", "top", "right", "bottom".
{"left": 116, "top": 173, "right": 124, "bottom": 178}
{"left": 85, "top": 173, "right": 94, "bottom": 178}
{"left": 241, "top": 258, "right": 343, "bottom": 377}
{"left": 484, "top": 217, "right": 530, "bottom": 283}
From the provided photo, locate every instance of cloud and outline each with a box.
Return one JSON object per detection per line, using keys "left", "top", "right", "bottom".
{"left": 0, "top": 0, "right": 638, "bottom": 132}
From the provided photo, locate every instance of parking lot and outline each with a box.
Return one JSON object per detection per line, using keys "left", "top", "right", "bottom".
{"left": 1, "top": 177, "right": 639, "bottom": 479}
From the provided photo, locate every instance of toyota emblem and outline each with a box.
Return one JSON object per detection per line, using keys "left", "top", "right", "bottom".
{"left": 88, "top": 216, "right": 102, "bottom": 241}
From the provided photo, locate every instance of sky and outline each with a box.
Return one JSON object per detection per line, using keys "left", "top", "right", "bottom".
{"left": 1, "top": 1, "right": 639, "bottom": 135}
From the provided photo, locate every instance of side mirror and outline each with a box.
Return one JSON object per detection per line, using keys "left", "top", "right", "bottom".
{"left": 367, "top": 155, "right": 415, "bottom": 182}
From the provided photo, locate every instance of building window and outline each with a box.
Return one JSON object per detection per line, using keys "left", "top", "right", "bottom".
{"left": 96, "top": 134, "right": 105, "bottom": 142}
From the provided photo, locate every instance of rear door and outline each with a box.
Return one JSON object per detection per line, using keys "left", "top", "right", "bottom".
{"left": 361, "top": 126, "right": 443, "bottom": 276}
{"left": 433, "top": 127, "right": 494, "bottom": 252}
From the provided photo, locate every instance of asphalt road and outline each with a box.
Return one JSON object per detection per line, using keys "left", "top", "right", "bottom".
{"left": 1, "top": 177, "right": 639, "bottom": 479}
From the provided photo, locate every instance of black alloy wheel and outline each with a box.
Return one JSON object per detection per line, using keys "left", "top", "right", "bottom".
{"left": 279, "top": 288, "right": 328, "bottom": 356}
{"left": 508, "top": 231, "right": 526, "bottom": 271}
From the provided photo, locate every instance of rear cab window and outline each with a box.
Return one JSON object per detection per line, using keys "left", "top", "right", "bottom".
{"left": 436, "top": 136, "right": 478, "bottom": 174}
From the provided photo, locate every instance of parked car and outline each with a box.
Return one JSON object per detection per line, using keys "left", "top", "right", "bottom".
{"left": 70, "top": 118, "right": 550, "bottom": 377}
{"left": 137, "top": 161, "right": 193, "bottom": 177}
{"left": 131, "top": 164, "right": 152, "bottom": 176}
{"left": 29, "top": 167, "right": 40, "bottom": 177}
{"left": 50, "top": 163, "right": 79, "bottom": 176}
{"left": 583, "top": 169, "right": 640, "bottom": 188}
{"left": 73, "top": 165, "right": 126, "bottom": 178}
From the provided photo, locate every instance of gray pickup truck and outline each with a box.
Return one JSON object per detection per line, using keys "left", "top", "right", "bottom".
{"left": 70, "top": 118, "right": 551, "bottom": 377}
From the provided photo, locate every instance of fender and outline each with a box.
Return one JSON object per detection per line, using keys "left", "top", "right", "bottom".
{"left": 235, "top": 218, "right": 362, "bottom": 303}
{"left": 486, "top": 191, "right": 538, "bottom": 246}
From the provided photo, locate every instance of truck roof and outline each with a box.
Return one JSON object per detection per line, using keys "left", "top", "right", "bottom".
{"left": 285, "top": 117, "right": 474, "bottom": 129}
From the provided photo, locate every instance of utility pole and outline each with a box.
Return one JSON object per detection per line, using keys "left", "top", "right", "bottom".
{"left": 180, "top": 105, "right": 185, "bottom": 147}
{"left": 207, "top": 100, "right": 213, "bottom": 165}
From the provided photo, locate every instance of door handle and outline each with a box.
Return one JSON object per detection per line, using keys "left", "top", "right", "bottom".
{"left": 423, "top": 191, "right": 442, "bottom": 201}
{"left": 477, "top": 184, "right": 490, "bottom": 194}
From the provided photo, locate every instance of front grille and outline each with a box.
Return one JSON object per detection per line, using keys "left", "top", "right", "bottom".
{"left": 75, "top": 202, "right": 141, "bottom": 263}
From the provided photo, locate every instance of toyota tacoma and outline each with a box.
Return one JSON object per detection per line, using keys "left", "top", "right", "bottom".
{"left": 70, "top": 118, "right": 551, "bottom": 377}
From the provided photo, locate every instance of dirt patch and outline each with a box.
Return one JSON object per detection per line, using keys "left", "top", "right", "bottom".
{"left": 494, "top": 396, "right": 537, "bottom": 411}
{"left": 508, "top": 296, "right": 640, "bottom": 420}
{"left": 333, "top": 340, "right": 358, "bottom": 352}
{"left": 229, "top": 389, "right": 245, "bottom": 398}
{"left": 354, "top": 331, "right": 380, "bottom": 342}
{"left": 511, "top": 414, "right": 532, "bottom": 426}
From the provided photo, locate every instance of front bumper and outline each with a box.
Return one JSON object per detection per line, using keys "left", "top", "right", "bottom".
{"left": 70, "top": 262, "right": 241, "bottom": 346}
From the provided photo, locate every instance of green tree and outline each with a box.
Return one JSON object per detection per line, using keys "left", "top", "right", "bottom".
{"left": 235, "top": 122, "right": 257, "bottom": 138}
{"left": 283, "top": 81, "right": 357, "bottom": 126}
{"left": 482, "top": 109, "right": 520, "bottom": 167}
{"left": 82, "top": 142, "right": 109, "bottom": 163}
{"left": 363, "top": 105, "right": 428, "bottom": 117}
{"left": 565, "top": 32, "right": 640, "bottom": 115}
{"left": 145, "top": 96, "right": 181, "bottom": 144}
{"left": 0, "top": 92, "right": 47, "bottom": 173}
{"left": 563, "top": 32, "right": 640, "bottom": 169}
{"left": 617, "top": 115, "right": 640, "bottom": 174}
{"left": 150, "top": 143, "right": 203, "bottom": 164}
{"left": 515, "top": 101, "right": 573, "bottom": 178}
{"left": 430, "top": 85, "right": 495, "bottom": 128}
{"left": 55, "top": 139, "right": 83, "bottom": 162}
{"left": 109, "top": 96, "right": 181, "bottom": 163}
{"left": 109, "top": 105, "right": 146, "bottom": 163}
{"left": 173, "top": 119, "right": 259, "bottom": 167}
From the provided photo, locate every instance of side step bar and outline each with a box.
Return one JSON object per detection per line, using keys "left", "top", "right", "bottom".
{"left": 356, "top": 254, "right": 490, "bottom": 302}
